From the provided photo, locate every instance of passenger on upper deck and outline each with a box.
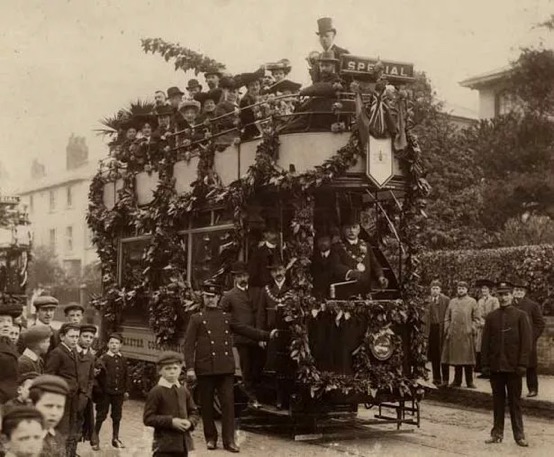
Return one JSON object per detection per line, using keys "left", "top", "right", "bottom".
{"left": 266, "top": 59, "right": 291, "bottom": 84}
{"left": 186, "top": 79, "right": 203, "bottom": 100}
{"left": 167, "top": 86, "right": 184, "bottom": 110}
{"left": 203, "top": 67, "right": 223, "bottom": 104}
{"left": 197, "top": 91, "right": 219, "bottom": 125}
{"left": 153, "top": 90, "right": 167, "bottom": 109}
{"left": 310, "top": 17, "right": 350, "bottom": 83}
{"left": 238, "top": 68, "right": 264, "bottom": 140}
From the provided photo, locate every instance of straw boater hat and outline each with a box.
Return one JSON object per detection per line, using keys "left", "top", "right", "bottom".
{"left": 180, "top": 99, "right": 201, "bottom": 112}
{"left": 267, "top": 59, "right": 292, "bottom": 75}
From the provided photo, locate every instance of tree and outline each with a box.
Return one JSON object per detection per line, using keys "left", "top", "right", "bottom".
{"left": 27, "top": 245, "right": 66, "bottom": 292}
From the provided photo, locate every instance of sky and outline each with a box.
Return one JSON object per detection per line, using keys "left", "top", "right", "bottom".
{"left": 0, "top": 0, "right": 552, "bottom": 192}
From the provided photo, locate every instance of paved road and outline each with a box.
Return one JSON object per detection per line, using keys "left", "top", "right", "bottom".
{"left": 77, "top": 399, "right": 554, "bottom": 456}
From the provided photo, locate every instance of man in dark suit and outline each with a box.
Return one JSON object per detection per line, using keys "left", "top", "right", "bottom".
{"left": 0, "top": 301, "right": 23, "bottom": 403}
{"left": 220, "top": 261, "right": 273, "bottom": 408}
{"left": 75, "top": 324, "right": 96, "bottom": 450}
{"left": 513, "top": 279, "right": 546, "bottom": 398}
{"left": 310, "top": 232, "right": 345, "bottom": 299}
{"left": 423, "top": 280, "right": 450, "bottom": 386}
{"left": 45, "top": 322, "right": 80, "bottom": 456}
{"left": 333, "top": 215, "right": 388, "bottom": 296}
{"left": 310, "top": 17, "right": 350, "bottom": 83}
{"left": 185, "top": 281, "right": 271, "bottom": 452}
{"left": 481, "top": 281, "right": 532, "bottom": 448}
{"left": 248, "top": 227, "right": 281, "bottom": 306}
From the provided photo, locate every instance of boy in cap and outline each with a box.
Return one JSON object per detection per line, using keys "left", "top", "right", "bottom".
{"left": 92, "top": 333, "right": 129, "bottom": 450}
{"left": 63, "top": 304, "right": 84, "bottom": 325}
{"left": 0, "top": 301, "right": 23, "bottom": 403}
{"left": 29, "top": 374, "right": 70, "bottom": 456}
{"left": 44, "top": 323, "right": 80, "bottom": 456}
{"left": 143, "top": 351, "right": 200, "bottom": 457}
{"left": 74, "top": 325, "right": 96, "bottom": 451}
{"left": 1, "top": 405, "right": 46, "bottom": 457}
{"left": 3, "top": 372, "right": 39, "bottom": 411}
{"left": 18, "top": 326, "right": 51, "bottom": 376}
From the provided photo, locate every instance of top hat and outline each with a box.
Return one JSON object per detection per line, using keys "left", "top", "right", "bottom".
{"left": 496, "top": 281, "right": 514, "bottom": 293}
{"left": 205, "top": 67, "right": 223, "bottom": 77}
{"left": 167, "top": 87, "right": 185, "bottom": 98}
{"left": 340, "top": 210, "right": 359, "bottom": 227}
{"left": 475, "top": 279, "right": 496, "bottom": 289}
{"left": 316, "top": 17, "right": 337, "bottom": 35}
{"left": 201, "top": 281, "right": 222, "bottom": 296}
{"left": 63, "top": 303, "right": 85, "bottom": 315}
{"left": 230, "top": 261, "right": 248, "bottom": 275}
{"left": 186, "top": 79, "right": 203, "bottom": 91}
{"left": 265, "top": 79, "right": 302, "bottom": 94}
{"left": 318, "top": 51, "right": 339, "bottom": 63}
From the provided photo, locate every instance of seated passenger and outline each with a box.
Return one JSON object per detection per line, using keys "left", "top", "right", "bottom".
{"left": 167, "top": 86, "right": 184, "bottom": 110}
{"left": 177, "top": 100, "right": 203, "bottom": 147}
{"left": 267, "top": 59, "right": 291, "bottom": 83}
{"left": 214, "top": 77, "right": 240, "bottom": 146}
{"left": 196, "top": 91, "right": 219, "bottom": 125}
{"left": 264, "top": 79, "right": 302, "bottom": 116}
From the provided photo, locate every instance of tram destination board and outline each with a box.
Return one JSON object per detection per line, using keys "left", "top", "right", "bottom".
{"left": 340, "top": 54, "right": 415, "bottom": 83}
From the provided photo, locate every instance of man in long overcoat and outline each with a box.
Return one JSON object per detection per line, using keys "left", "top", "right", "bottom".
{"left": 475, "top": 279, "right": 499, "bottom": 377}
{"left": 423, "top": 280, "right": 450, "bottom": 386}
{"left": 512, "top": 279, "right": 545, "bottom": 397}
{"left": 481, "top": 281, "right": 532, "bottom": 447}
{"left": 441, "top": 281, "right": 480, "bottom": 388}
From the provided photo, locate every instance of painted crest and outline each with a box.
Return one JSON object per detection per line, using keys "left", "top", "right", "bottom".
{"left": 366, "top": 136, "right": 394, "bottom": 188}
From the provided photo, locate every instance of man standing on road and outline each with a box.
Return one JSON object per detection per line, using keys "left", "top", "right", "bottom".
{"left": 512, "top": 279, "right": 545, "bottom": 398}
{"left": 475, "top": 279, "right": 499, "bottom": 377}
{"left": 441, "top": 281, "right": 479, "bottom": 388}
{"left": 481, "top": 281, "right": 532, "bottom": 447}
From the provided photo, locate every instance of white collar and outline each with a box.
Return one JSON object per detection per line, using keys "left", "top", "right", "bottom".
{"left": 76, "top": 345, "right": 89, "bottom": 354}
{"left": 264, "top": 241, "right": 276, "bottom": 249}
{"left": 321, "top": 250, "right": 330, "bottom": 257}
{"left": 274, "top": 279, "right": 286, "bottom": 289}
{"left": 346, "top": 238, "right": 359, "bottom": 245}
{"left": 237, "top": 284, "right": 248, "bottom": 292}
{"left": 22, "top": 348, "right": 40, "bottom": 361}
{"left": 47, "top": 428, "right": 56, "bottom": 437}
{"left": 158, "top": 377, "right": 181, "bottom": 389}
{"left": 61, "top": 343, "right": 74, "bottom": 353}
{"left": 106, "top": 350, "right": 121, "bottom": 357}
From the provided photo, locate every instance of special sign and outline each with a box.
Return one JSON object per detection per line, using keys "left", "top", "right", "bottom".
{"left": 341, "top": 54, "right": 414, "bottom": 83}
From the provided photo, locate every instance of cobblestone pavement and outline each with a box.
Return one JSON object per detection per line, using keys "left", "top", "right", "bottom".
{"left": 76, "top": 399, "right": 554, "bottom": 457}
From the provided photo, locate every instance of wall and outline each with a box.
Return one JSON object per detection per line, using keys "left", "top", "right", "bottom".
{"left": 537, "top": 317, "right": 554, "bottom": 375}
{"left": 478, "top": 88, "right": 497, "bottom": 119}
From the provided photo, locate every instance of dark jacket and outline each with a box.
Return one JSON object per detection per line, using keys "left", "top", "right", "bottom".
{"left": 310, "top": 44, "right": 350, "bottom": 83}
{"left": 45, "top": 343, "right": 79, "bottom": 396}
{"left": 97, "top": 352, "right": 130, "bottom": 395}
{"left": 18, "top": 349, "right": 44, "bottom": 375}
{"left": 423, "top": 293, "right": 450, "bottom": 341}
{"left": 184, "top": 308, "right": 268, "bottom": 376}
{"left": 220, "top": 286, "right": 258, "bottom": 346}
{"left": 256, "top": 282, "right": 290, "bottom": 330}
{"left": 481, "top": 305, "right": 532, "bottom": 373}
{"left": 248, "top": 244, "right": 280, "bottom": 288}
{"left": 333, "top": 239, "right": 384, "bottom": 291}
{"left": 143, "top": 382, "right": 200, "bottom": 453}
{"left": 515, "top": 296, "right": 546, "bottom": 367}
{"left": 76, "top": 348, "right": 95, "bottom": 399}
{"left": 239, "top": 92, "right": 259, "bottom": 140}
{"left": 0, "top": 337, "right": 19, "bottom": 403}
{"left": 310, "top": 249, "right": 345, "bottom": 298}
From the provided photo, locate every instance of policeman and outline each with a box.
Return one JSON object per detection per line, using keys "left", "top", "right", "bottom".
{"left": 481, "top": 281, "right": 532, "bottom": 447}
{"left": 185, "top": 281, "right": 273, "bottom": 453}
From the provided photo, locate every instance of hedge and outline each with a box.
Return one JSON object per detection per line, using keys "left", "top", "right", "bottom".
{"left": 420, "top": 244, "right": 554, "bottom": 306}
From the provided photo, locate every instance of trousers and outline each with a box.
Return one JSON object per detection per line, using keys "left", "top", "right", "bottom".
{"left": 445, "top": 365, "right": 474, "bottom": 386}
{"left": 428, "top": 325, "right": 448, "bottom": 382}
{"left": 236, "top": 344, "right": 264, "bottom": 401}
{"left": 526, "top": 367, "right": 538, "bottom": 393}
{"left": 489, "top": 372, "right": 525, "bottom": 441}
{"left": 94, "top": 393, "right": 124, "bottom": 440}
{"left": 197, "top": 374, "right": 235, "bottom": 447}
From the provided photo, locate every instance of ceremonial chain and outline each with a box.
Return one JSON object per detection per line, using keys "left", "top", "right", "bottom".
{"left": 340, "top": 239, "right": 368, "bottom": 272}
{"left": 265, "top": 285, "right": 289, "bottom": 304}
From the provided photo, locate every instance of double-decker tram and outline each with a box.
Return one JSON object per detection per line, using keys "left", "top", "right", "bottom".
{"left": 88, "top": 49, "right": 431, "bottom": 438}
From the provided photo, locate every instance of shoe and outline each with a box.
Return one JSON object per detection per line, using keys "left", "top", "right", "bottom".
{"left": 477, "top": 374, "right": 489, "bottom": 379}
{"left": 527, "top": 391, "right": 538, "bottom": 398}
{"left": 91, "top": 444, "right": 100, "bottom": 451}
{"left": 516, "top": 438, "right": 529, "bottom": 447}
{"left": 207, "top": 441, "right": 217, "bottom": 450}
{"left": 485, "top": 437, "right": 502, "bottom": 444}
{"left": 224, "top": 443, "right": 240, "bottom": 453}
{"left": 111, "top": 439, "right": 125, "bottom": 449}
{"left": 466, "top": 383, "right": 477, "bottom": 389}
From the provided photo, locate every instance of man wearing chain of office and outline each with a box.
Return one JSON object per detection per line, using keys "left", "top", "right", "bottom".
{"left": 333, "top": 212, "right": 388, "bottom": 296}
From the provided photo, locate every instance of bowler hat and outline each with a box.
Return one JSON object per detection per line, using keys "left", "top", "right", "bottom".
{"left": 63, "top": 303, "right": 85, "bottom": 315}
{"left": 231, "top": 261, "right": 248, "bottom": 275}
{"left": 318, "top": 51, "right": 339, "bottom": 63}
{"left": 265, "top": 79, "right": 302, "bottom": 94}
{"left": 30, "top": 374, "right": 69, "bottom": 396}
{"left": 316, "top": 17, "right": 337, "bottom": 35}
{"left": 108, "top": 332, "right": 123, "bottom": 342}
{"left": 79, "top": 324, "right": 97, "bottom": 335}
{"left": 201, "top": 281, "right": 222, "bottom": 296}
{"left": 496, "top": 281, "right": 514, "bottom": 293}
{"left": 186, "top": 79, "right": 203, "bottom": 91}
{"left": 475, "top": 279, "right": 495, "bottom": 288}
{"left": 157, "top": 350, "right": 184, "bottom": 366}
{"left": 22, "top": 325, "right": 52, "bottom": 346}
{"left": 341, "top": 212, "right": 359, "bottom": 227}
{"left": 33, "top": 295, "right": 59, "bottom": 310}
{"left": 167, "top": 86, "right": 185, "bottom": 98}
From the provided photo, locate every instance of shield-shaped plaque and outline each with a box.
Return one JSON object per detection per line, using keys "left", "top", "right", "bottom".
{"left": 366, "top": 136, "right": 394, "bottom": 188}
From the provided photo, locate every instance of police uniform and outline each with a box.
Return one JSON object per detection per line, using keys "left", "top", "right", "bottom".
{"left": 184, "top": 283, "right": 268, "bottom": 451}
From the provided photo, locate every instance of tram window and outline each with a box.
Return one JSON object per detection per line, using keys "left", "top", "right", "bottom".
{"left": 190, "top": 229, "right": 235, "bottom": 290}
{"left": 119, "top": 237, "right": 150, "bottom": 326}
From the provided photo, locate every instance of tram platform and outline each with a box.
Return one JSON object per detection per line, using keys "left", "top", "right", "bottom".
{"left": 426, "top": 364, "right": 554, "bottom": 419}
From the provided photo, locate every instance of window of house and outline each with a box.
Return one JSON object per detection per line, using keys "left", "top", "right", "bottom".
{"left": 496, "top": 90, "right": 519, "bottom": 116}
{"left": 66, "top": 186, "right": 73, "bottom": 208}
{"left": 49, "top": 229, "right": 56, "bottom": 249}
{"left": 49, "top": 190, "right": 56, "bottom": 212}
{"left": 66, "top": 226, "right": 73, "bottom": 252}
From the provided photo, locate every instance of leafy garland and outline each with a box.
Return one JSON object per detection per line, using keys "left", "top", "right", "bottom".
{"left": 88, "top": 93, "right": 429, "bottom": 397}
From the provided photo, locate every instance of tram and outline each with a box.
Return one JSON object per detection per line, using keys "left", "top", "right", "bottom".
{"left": 88, "top": 51, "right": 430, "bottom": 435}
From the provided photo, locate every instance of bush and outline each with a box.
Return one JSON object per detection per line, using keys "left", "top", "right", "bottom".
{"left": 421, "top": 245, "right": 554, "bottom": 307}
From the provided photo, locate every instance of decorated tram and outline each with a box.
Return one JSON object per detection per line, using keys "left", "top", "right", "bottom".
{"left": 88, "top": 43, "right": 431, "bottom": 434}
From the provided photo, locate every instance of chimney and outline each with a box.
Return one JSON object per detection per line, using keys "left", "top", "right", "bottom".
{"left": 31, "top": 159, "right": 46, "bottom": 179}
{"left": 66, "top": 134, "right": 88, "bottom": 170}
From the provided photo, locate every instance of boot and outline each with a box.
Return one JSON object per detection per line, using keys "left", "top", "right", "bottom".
{"left": 111, "top": 421, "right": 125, "bottom": 448}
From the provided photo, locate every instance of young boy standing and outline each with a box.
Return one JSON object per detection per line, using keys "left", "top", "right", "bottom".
{"left": 75, "top": 325, "right": 96, "bottom": 449}
{"left": 18, "top": 326, "right": 52, "bottom": 376}
{"left": 28, "top": 374, "right": 70, "bottom": 457}
{"left": 92, "top": 333, "right": 129, "bottom": 451}
{"left": 1, "top": 405, "right": 46, "bottom": 457}
{"left": 143, "top": 351, "right": 199, "bottom": 457}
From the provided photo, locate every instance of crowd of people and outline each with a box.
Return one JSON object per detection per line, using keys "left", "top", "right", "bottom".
{"left": 424, "top": 278, "right": 546, "bottom": 447}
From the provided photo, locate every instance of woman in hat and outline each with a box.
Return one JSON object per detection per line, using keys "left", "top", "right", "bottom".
{"left": 266, "top": 59, "right": 292, "bottom": 84}
{"left": 214, "top": 77, "right": 241, "bottom": 146}
{"left": 238, "top": 68, "right": 265, "bottom": 140}
{"left": 0, "top": 301, "right": 23, "bottom": 403}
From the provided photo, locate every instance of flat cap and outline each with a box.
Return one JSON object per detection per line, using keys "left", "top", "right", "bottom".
{"left": 157, "top": 350, "right": 184, "bottom": 366}
{"left": 63, "top": 303, "right": 85, "bottom": 315}
{"left": 22, "top": 326, "right": 52, "bottom": 346}
{"left": 59, "top": 322, "right": 80, "bottom": 336}
{"left": 33, "top": 295, "right": 59, "bottom": 309}
{"left": 18, "top": 371, "right": 40, "bottom": 385}
{"left": 30, "top": 375, "right": 69, "bottom": 396}
{"left": 1, "top": 406, "right": 45, "bottom": 432}
{"left": 456, "top": 281, "right": 469, "bottom": 288}
{"left": 79, "top": 324, "right": 97, "bottom": 335}
{"left": 108, "top": 332, "right": 123, "bottom": 342}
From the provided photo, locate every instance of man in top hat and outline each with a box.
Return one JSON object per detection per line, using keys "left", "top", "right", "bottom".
{"left": 423, "top": 280, "right": 450, "bottom": 386}
{"left": 0, "top": 300, "right": 23, "bottom": 403}
{"left": 247, "top": 226, "right": 281, "bottom": 306}
{"left": 310, "top": 17, "right": 349, "bottom": 82}
{"left": 310, "top": 231, "right": 342, "bottom": 299}
{"left": 475, "top": 279, "right": 499, "bottom": 377}
{"left": 332, "top": 214, "right": 387, "bottom": 295}
{"left": 220, "top": 261, "right": 277, "bottom": 408}
{"left": 512, "top": 279, "right": 545, "bottom": 397}
{"left": 441, "top": 281, "right": 480, "bottom": 388}
{"left": 167, "top": 86, "right": 185, "bottom": 110}
{"left": 185, "top": 281, "right": 271, "bottom": 452}
{"left": 18, "top": 325, "right": 52, "bottom": 376}
{"left": 186, "top": 79, "right": 203, "bottom": 99}
{"left": 481, "top": 281, "right": 532, "bottom": 447}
